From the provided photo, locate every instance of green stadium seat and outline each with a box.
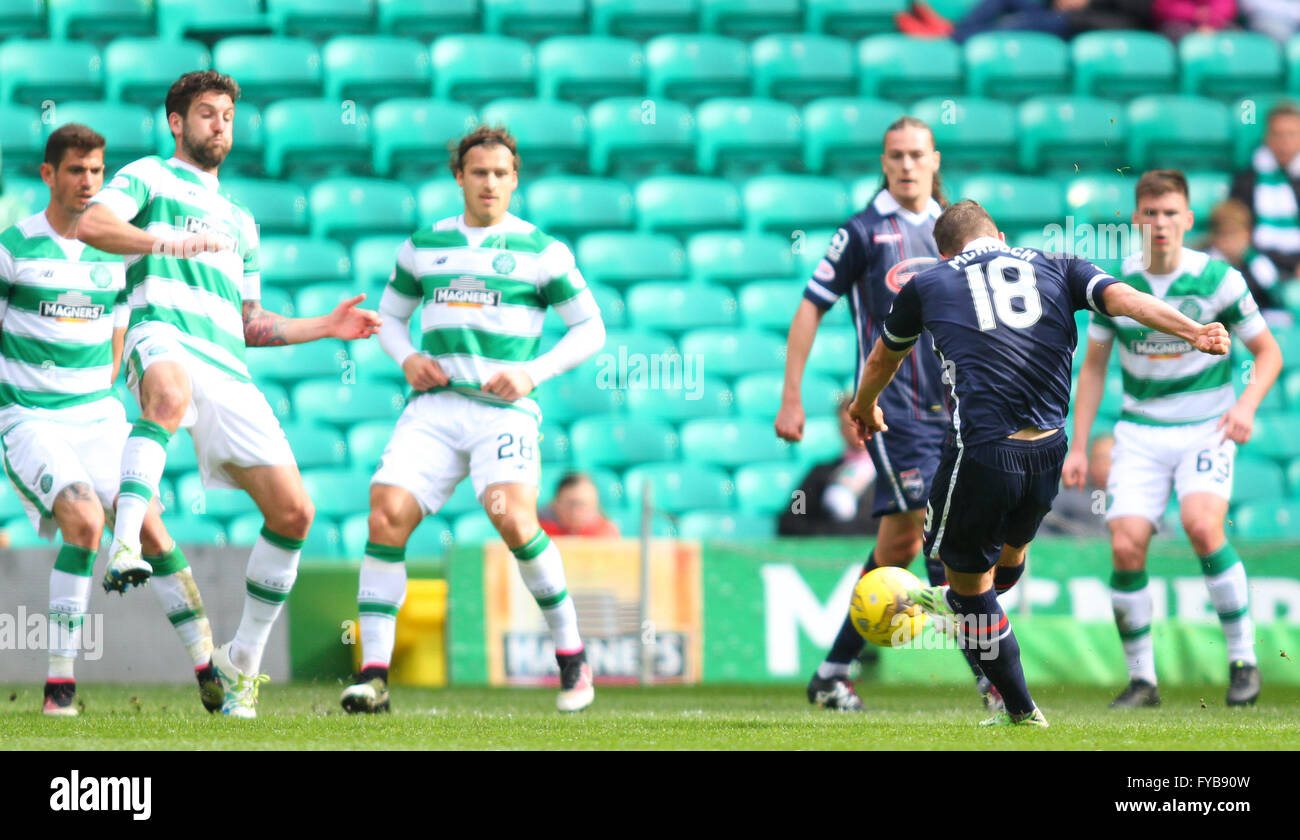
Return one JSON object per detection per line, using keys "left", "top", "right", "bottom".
{"left": 160, "top": 430, "right": 199, "bottom": 477}
{"left": 211, "top": 37, "right": 322, "bottom": 107}
{"left": 587, "top": 96, "right": 695, "bottom": 178}
{"left": 0, "top": 0, "right": 44, "bottom": 39}
{"left": 246, "top": 339, "right": 348, "bottom": 384}
{"left": 342, "top": 513, "right": 450, "bottom": 559}
{"left": 1127, "top": 96, "right": 1231, "bottom": 172}
{"left": 1289, "top": 37, "right": 1300, "bottom": 93}
{"left": 0, "top": 104, "right": 43, "bottom": 176}
{"left": 322, "top": 37, "right": 432, "bottom": 106}
{"left": 372, "top": 98, "right": 477, "bottom": 178}
{"left": 431, "top": 35, "right": 536, "bottom": 106}
{"left": 309, "top": 177, "right": 416, "bottom": 245}
{"left": 522, "top": 176, "right": 634, "bottom": 239}
{"left": 626, "top": 282, "right": 737, "bottom": 332}
{"left": 790, "top": 414, "right": 844, "bottom": 464}
{"left": 481, "top": 0, "right": 585, "bottom": 40}
{"left": 48, "top": 0, "right": 153, "bottom": 41}
{"left": 625, "top": 375, "right": 733, "bottom": 423}
{"left": 296, "top": 285, "right": 367, "bottom": 320}
{"left": 805, "top": 325, "right": 857, "bottom": 376}
{"left": 1232, "top": 456, "right": 1288, "bottom": 505}
{"left": 538, "top": 421, "right": 572, "bottom": 464}
{"left": 1186, "top": 171, "right": 1231, "bottom": 228}
{"left": 700, "top": 0, "right": 800, "bottom": 39}
{"left": 609, "top": 508, "right": 678, "bottom": 537}
{"left": 849, "top": 175, "right": 889, "bottom": 209}
{"left": 645, "top": 34, "right": 751, "bottom": 106}
{"left": 1284, "top": 369, "right": 1300, "bottom": 406}
{"left": 155, "top": 102, "right": 265, "bottom": 177}
{"left": 590, "top": 283, "right": 626, "bottom": 329}
{"left": 537, "top": 37, "right": 645, "bottom": 105}
{"left": 0, "top": 176, "right": 43, "bottom": 218}
{"left": 738, "top": 280, "right": 802, "bottom": 331}
{"left": 267, "top": 0, "right": 374, "bottom": 39}
{"left": 0, "top": 40, "right": 102, "bottom": 105}
{"left": 601, "top": 328, "right": 678, "bottom": 362}
{"left": 801, "top": 97, "right": 903, "bottom": 176}
{"left": 259, "top": 236, "right": 351, "bottom": 288}
{"left": 743, "top": 175, "right": 852, "bottom": 236}
{"left": 590, "top": 0, "right": 697, "bottom": 39}
{"left": 926, "top": 0, "right": 979, "bottom": 17}
{"left": 957, "top": 175, "right": 1065, "bottom": 238}
{"left": 577, "top": 232, "right": 686, "bottom": 288}
{"left": 1272, "top": 326, "right": 1300, "bottom": 367}
{"left": 859, "top": 37, "right": 961, "bottom": 105}
{"left": 417, "top": 179, "right": 471, "bottom": 227}
{"left": 263, "top": 98, "right": 371, "bottom": 180}
{"left": 225, "top": 514, "right": 263, "bottom": 547}
{"left": 258, "top": 288, "right": 295, "bottom": 318}
{"left": 1288, "top": 455, "right": 1300, "bottom": 497}
{"left": 434, "top": 478, "right": 479, "bottom": 517}
{"left": 734, "top": 371, "right": 844, "bottom": 419}
{"left": 1232, "top": 499, "right": 1300, "bottom": 539}
{"left": 1018, "top": 96, "right": 1126, "bottom": 174}
{"left": 806, "top": 0, "right": 904, "bottom": 39}
{"left": 751, "top": 34, "right": 855, "bottom": 105}
{"left": 681, "top": 417, "right": 789, "bottom": 466}
{"left": 175, "top": 472, "right": 259, "bottom": 519}
{"left": 1, "top": 516, "right": 45, "bottom": 548}
{"left": 45, "top": 102, "right": 155, "bottom": 174}
{"left": 680, "top": 327, "right": 785, "bottom": 377}
{"left": 340, "top": 333, "right": 404, "bottom": 387}
{"left": 0, "top": 480, "right": 27, "bottom": 520}
{"left": 351, "top": 235, "right": 406, "bottom": 289}
{"left": 624, "top": 462, "right": 735, "bottom": 513}
{"left": 535, "top": 367, "right": 623, "bottom": 425}
{"left": 912, "top": 97, "right": 1018, "bottom": 173}
{"left": 301, "top": 518, "right": 345, "bottom": 559}
{"left": 112, "top": 381, "right": 140, "bottom": 422}
{"left": 694, "top": 97, "right": 803, "bottom": 177}
{"left": 293, "top": 381, "right": 405, "bottom": 428}
{"left": 1064, "top": 173, "right": 1137, "bottom": 228}
{"left": 281, "top": 423, "right": 349, "bottom": 470}
{"left": 637, "top": 176, "right": 742, "bottom": 234}
{"left": 569, "top": 416, "right": 680, "bottom": 468}
{"left": 300, "top": 468, "right": 374, "bottom": 519}
{"left": 964, "top": 32, "right": 1068, "bottom": 100}
{"left": 259, "top": 383, "right": 293, "bottom": 422}
{"left": 1229, "top": 92, "right": 1297, "bottom": 169}
{"left": 1179, "top": 32, "right": 1283, "bottom": 99}
{"left": 452, "top": 511, "right": 502, "bottom": 545}
{"left": 376, "top": 0, "right": 477, "bottom": 39}
{"left": 479, "top": 98, "right": 588, "bottom": 175}
{"left": 1071, "top": 30, "right": 1176, "bottom": 99}
{"left": 105, "top": 38, "right": 211, "bottom": 107}
{"left": 221, "top": 178, "right": 308, "bottom": 236}
{"left": 346, "top": 420, "right": 395, "bottom": 472}
{"left": 164, "top": 518, "right": 228, "bottom": 547}
{"left": 157, "top": 0, "right": 270, "bottom": 41}
{"left": 734, "top": 460, "right": 804, "bottom": 515}
{"left": 677, "top": 510, "right": 776, "bottom": 539}
{"left": 688, "top": 231, "right": 796, "bottom": 287}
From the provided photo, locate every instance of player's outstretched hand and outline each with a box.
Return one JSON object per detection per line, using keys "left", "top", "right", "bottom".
{"left": 849, "top": 399, "right": 886, "bottom": 440}
{"left": 1216, "top": 403, "right": 1255, "bottom": 445}
{"left": 402, "top": 354, "right": 449, "bottom": 390}
{"left": 775, "top": 400, "right": 805, "bottom": 442}
{"left": 1191, "top": 321, "right": 1230, "bottom": 356}
{"left": 482, "top": 369, "right": 535, "bottom": 402}
{"left": 328, "top": 294, "right": 382, "bottom": 340}
{"left": 165, "top": 232, "right": 229, "bottom": 259}
{"left": 1061, "top": 449, "right": 1089, "bottom": 489}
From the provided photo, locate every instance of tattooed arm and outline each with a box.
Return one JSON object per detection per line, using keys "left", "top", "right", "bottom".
{"left": 242, "top": 295, "right": 381, "bottom": 348}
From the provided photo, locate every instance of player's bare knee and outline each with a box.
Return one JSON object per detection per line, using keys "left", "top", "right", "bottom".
{"left": 270, "top": 496, "right": 314, "bottom": 541}
{"left": 1111, "top": 534, "right": 1147, "bottom": 571}
{"left": 61, "top": 506, "right": 104, "bottom": 548}
{"left": 142, "top": 385, "right": 187, "bottom": 428}
{"left": 1183, "top": 522, "right": 1224, "bottom": 557}
{"left": 495, "top": 510, "right": 539, "bottom": 546}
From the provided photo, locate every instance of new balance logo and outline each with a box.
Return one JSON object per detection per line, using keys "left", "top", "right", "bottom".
{"left": 49, "top": 771, "right": 151, "bottom": 820}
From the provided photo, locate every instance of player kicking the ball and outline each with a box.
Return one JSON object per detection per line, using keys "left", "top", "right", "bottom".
{"left": 77, "top": 71, "right": 380, "bottom": 718}
{"left": 1063, "top": 170, "right": 1282, "bottom": 708}
{"left": 852, "top": 200, "right": 1230, "bottom": 726}
{"left": 341, "top": 126, "right": 604, "bottom": 714}
{"left": 1, "top": 124, "right": 221, "bottom": 715}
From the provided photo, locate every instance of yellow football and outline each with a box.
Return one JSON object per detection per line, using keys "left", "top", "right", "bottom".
{"left": 849, "top": 565, "right": 927, "bottom": 647}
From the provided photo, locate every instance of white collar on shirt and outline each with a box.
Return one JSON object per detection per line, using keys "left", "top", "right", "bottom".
{"left": 872, "top": 189, "right": 942, "bottom": 225}
{"left": 167, "top": 156, "right": 220, "bottom": 192}
{"left": 960, "top": 235, "right": 1008, "bottom": 253}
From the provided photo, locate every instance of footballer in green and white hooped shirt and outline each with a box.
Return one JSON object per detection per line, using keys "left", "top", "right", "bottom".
{"left": 340, "top": 126, "right": 605, "bottom": 715}
{"left": 1, "top": 124, "right": 221, "bottom": 716}
{"left": 1064, "top": 170, "right": 1284, "bottom": 709}
{"left": 78, "top": 71, "right": 381, "bottom": 719}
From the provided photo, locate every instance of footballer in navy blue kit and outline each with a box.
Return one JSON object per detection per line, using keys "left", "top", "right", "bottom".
{"left": 851, "top": 200, "right": 1231, "bottom": 726}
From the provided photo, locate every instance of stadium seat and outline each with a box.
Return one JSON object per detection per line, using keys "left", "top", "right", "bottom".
{"left": 1064, "top": 173, "right": 1138, "bottom": 228}
{"left": 1, "top": 515, "right": 47, "bottom": 548}
{"left": 589, "top": 0, "right": 697, "bottom": 39}
{"left": 175, "top": 472, "right": 259, "bottom": 519}
{"left": 1127, "top": 96, "right": 1231, "bottom": 172}
{"left": 750, "top": 34, "right": 855, "bottom": 105}
{"left": 295, "top": 284, "right": 361, "bottom": 321}
{"left": 1232, "top": 457, "right": 1288, "bottom": 505}
{"left": 805, "top": 325, "right": 858, "bottom": 376}
{"left": 417, "top": 179, "right": 472, "bottom": 226}
{"left": 737, "top": 279, "right": 801, "bottom": 331}
{"left": 481, "top": 0, "right": 585, "bottom": 40}
{"left": 700, "top": 0, "right": 800, "bottom": 39}
{"left": 609, "top": 508, "right": 678, "bottom": 537}
{"left": 1071, "top": 30, "right": 1177, "bottom": 99}
{"left": 0, "top": 40, "right": 102, "bottom": 105}
{"left": 0, "top": 104, "right": 43, "bottom": 176}
{"left": 105, "top": 38, "right": 211, "bottom": 107}
{"left": 259, "top": 236, "right": 351, "bottom": 288}
{"left": 371, "top": 98, "right": 477, "bottom": 179}
{"left": 1018, "top": 96, "right": 1126, "bottom": 174}
{"left": 624, "top": 375, "right": 734, "bottom": 423}
{"left": 154, "top": 102, "right": 265, "bottom": 177}
{"left": 734, "top": 460, "right": 804, "bottom": 515}
{"left": 340, "top": 330, "right": 403, "bottom": 386}
{"left": 300, "top": 468, "right": 374, "bottom": 519}
{"left": 679, "top": 327, "right": 786, "bottom": 377}
{"left": 524, "top": 176, "right": 634, "bottom": 239}
{"left": 281, "top": 423, "right": 349, "bottom": 470}
{"left": 1179, "top": 32, "right": 1283, "bottom": 99}
{"left": 0, "top": 480, "right": 27, "bottom": 520}
{"left": 677, "top": 510, "right": 776, "bottom": 539}
{"left": 535, "top": 367, "right": 624, "bottom": 425}
{"left": 1253, "top": 411, "right": 1300, "bottom": 461}
{"left": 351, "top": 235, "right": 406, "bottom": 289}
{"left": 1288, "top": 37, "right": 1300, "bottom": 93}
{"left": 298, "top": 518, "right": 345, "bottom": 559}
{"left": 452, "top": 511, "right": 503, "bottom": 545}
{"left": 801, "top": 97, "right": 904, "bottom": 176}
{"left": 805, "top": 0, "right": 904, "bottom": 39}
{"left": 293, "top": 381, "right": 405, "bottom": 427}
{"left": 323, "top": 36, "right": 432, "bottom": 106}
{"left": 263, "top": 98, "right": 372, "bottom": 180}
{"left": 912, "top": 97, "right": 1017, "bottom": 172}
{"left": 681, "top": 417, "right": 789, "bottom": 466}
{"left": 479, "top": 98, "right": 588, "bottom": 175}
{"left": 569, "top": 416, "right": 680, "bottom": 469}
{"left": 211, "top": 37, "right": 322, "bottom": 107}
{"left": 587, "top": 96, "right": 696, "bottom": 178}
{"left": 164, "top": 518, "right": 228, "bottom": 547}
{"left": 963, "top": 32, "right": 1068, "bottom": 100}
{"left": 1229, "top": 92, "right": 1298, "bottom": 169}
{"left": 221, "top": 178, "right": 308, "bottom": 236}
{"left": 160, "top": 430, "right": 199, "bottom": 477}
{"left": 538, "top": 421, "right": 572, "bottom": 464}
{"left": 644, "top": 34, "right": 751, "bottom": 106}
{"left": 431, "top": 35, "right": 536, "bottom": 106}
{"left": 790, "top": 414, "right": 844, "bottom": 464}
{"left": 577, "top": 232, "right": 687, "bottom": 288}
{"left": 688, "top": 231, "right": 796, "bottom": 287}
{"left": 595, "top": 330, "right": 681, "bottom": 377}
{"left": 957, "top": 175, "right": 1065, "bottom": 238}
{"left": 1288, "top": 454, "right": 1300, "bottom": 497}
{"left": 0, "top": 176, "right": 44, "bottom": 217}
{"left": 45, "top": 102, "right": 154, "bottom": 174}
{"left": 743, "top": 175, "right": 852, "bottom": 235}
{"left": 266, "top": 0, "right": 374, "bottom": 39}
{"left": 734, "top": 371, "right": 844, "bottom": 419}
{"left": 537, "top": 36, "right": 644, "bottom": 105}
{"left": 637, "top": 176, "right": 742, "bottom": 234}
{"left": 626, "top": 282, "right": 737, "bottom": 332}
{"left": 856, "top": 34, "right": 961, "bottom": 102}
{"left": 258, "top": 288, "right": 295, "bottom": 318}
{"left": 345, "top": 420, "right": 395, "bottom": 473}
{"left": 1232, "top": 499, "right": 1300, "bottom": 539}
{"left": 157, "top": 0, "right": 270, "bottom": 41}
{"left": 376, "top": 0, "right": 476, "bottom": 39}
{"left": 48, "top": 0, "right": 153, "bottom": 41}
{"left": 623, "top": 462, "right": 735, "bottom": 514}
{"left": 259, "top": 383, "right": 293, "bottom": 422}
{"left": 694, "top": 98, "right": 803, "bottom": 177}
{"left": 1186, "top": 171, "right": 1231, "bottom": 227}
{"left": 0, "top": 0, "right": 44, "bottom": 39}
{"left": 309, "top": 177, "right": 416, "bottom": 245}
{"left": 246, "top": 339, "right": 348, "bottom": 384}
{"left": 588, "top": 283, "right": 627, "bottom": 329}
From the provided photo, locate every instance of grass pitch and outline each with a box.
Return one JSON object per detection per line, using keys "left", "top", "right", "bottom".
{"left": 2, "top": 682, "right": 1298, "bottom": 750}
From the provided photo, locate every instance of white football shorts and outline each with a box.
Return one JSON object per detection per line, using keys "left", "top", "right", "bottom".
{"left": 1106, "top": 417, "right": 1235, "bottom": 527}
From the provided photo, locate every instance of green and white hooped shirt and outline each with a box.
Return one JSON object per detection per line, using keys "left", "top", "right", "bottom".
{"left": 1088, "top": 248, "right": 1267, "bottom": 426}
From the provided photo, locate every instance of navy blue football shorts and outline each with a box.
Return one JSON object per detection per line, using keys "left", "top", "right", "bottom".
{"left": 864, "top": 421, "right": 948, "bottom": 519}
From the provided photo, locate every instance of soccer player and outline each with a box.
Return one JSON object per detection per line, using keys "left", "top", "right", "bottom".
{"left": 853, "top": 200, "right": 1230, "bottom": 726}
{"left": 1, "top": 124, "right": 220, "bottom": 715}
{"left": 340, "top": 126, "right": 605, "bottom": 715}
{"left": 1063, "top": 170, "right": 1282, "bottom": 708}
{"left": 76, "top": 71, "right": 381, "bottom": 718}
{"left": 776, "top": 117, "right": 998, "bottom": 711}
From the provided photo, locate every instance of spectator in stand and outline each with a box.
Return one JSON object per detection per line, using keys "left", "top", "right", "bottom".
{"left": 1204, "top": 199, "right": 1292, "bottom": 327}
{"left": 778, "top": 399, "right": 881, "bottom": 537}
{"left": 1230, "top": 102, "right": 1300, "bottom": 281}
{"left": 896, "top": 0, "right": 1152, "bottom": 42}
{"left": 1152, "top": 0, "right": 1237, "bottom": 40}
{"left": 1240, "top": 0, "right": 1300, "bottom": 42}
{"left": 539, "top": 473, "right": 620, "bottom": 538}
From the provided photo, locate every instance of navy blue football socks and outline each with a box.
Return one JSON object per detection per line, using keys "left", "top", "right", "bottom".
{"left": 995, "top": 561, "right": 1025, "bottom": 595}
{"left": 945, "top": 588, "right": 1035, "bottom": 715}
{"left": 825, "top": 553, "right": 879, "bottom": 665}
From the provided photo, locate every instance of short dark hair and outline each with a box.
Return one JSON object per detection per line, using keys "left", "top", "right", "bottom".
{"left": 555, "top": 471, "right": 595, "bottom": 495}
{"left": 932, "top": 199, "right": 997, "bottom": 256}
{"left": 44, "top": 123, "right": 105, "bottom": 168}
{"left": 1135, "top": 169, "right": 1188, "bottom": 205}
{"left": 1210, "top": 198, "right": 1253, "bottom": 234}
{"left": 165, "top": 70, "right": 240, "bottom": 120}
{"left": 449, "top": 124, "right": 519, "bottom": 174}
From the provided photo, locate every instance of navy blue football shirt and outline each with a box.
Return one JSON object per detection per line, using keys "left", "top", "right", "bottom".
{"left": 880, "top": 237, "right": 1119, "bottom": 447}
{"left": 804, "top": 189, "right": 950, "bottom": 429}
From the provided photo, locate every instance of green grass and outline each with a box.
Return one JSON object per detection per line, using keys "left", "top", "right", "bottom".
{"left": 2, "top": 682, "right": 1297, "bottom": 750}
